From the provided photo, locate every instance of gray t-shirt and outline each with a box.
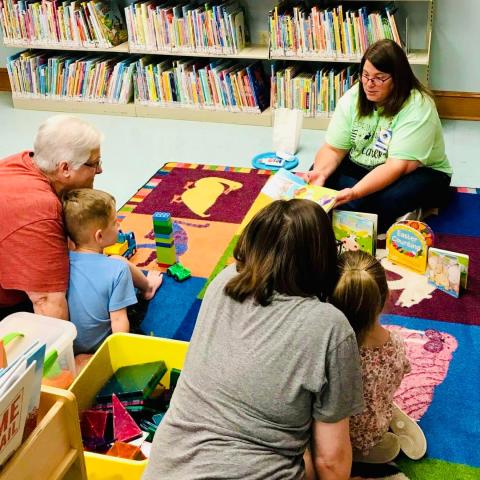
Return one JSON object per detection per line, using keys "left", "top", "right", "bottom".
{"left": 143, "top": 264, "right": 364, "bottom": 480}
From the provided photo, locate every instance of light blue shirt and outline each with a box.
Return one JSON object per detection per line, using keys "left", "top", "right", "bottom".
{"left": 67, "top": 251, "right": 137, "bottom": 354}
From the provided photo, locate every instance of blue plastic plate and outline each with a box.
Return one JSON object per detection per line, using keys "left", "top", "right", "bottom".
{"left": 252, "top": 151, "right": 299, "bottom": 171}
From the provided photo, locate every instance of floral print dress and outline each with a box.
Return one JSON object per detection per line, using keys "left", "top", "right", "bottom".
{"left": 350, "top": 331, "right": 411, "bottom": 454}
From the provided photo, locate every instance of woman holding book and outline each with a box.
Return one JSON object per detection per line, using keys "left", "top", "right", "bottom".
{"left": 308, "top": 39, "right": 452, "bottom": 232}
{"left": 143, "top": 199, "right": 364, "bottom": 480}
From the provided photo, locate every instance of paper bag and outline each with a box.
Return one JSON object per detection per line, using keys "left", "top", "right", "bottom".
{"left": 273, "top": 108, "right": 303, "bottom": 157}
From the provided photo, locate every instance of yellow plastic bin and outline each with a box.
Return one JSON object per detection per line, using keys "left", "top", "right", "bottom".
{"left": 69, "top": 333, "right": 189, "bottom": 480}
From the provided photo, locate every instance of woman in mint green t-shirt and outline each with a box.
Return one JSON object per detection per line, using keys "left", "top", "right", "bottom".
{"left": 308, "top": 39, "right": 452, "bottom": 232}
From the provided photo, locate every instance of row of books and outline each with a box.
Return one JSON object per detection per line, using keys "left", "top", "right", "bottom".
{"left": 134, "top": 58, "right": 268, "bottom": 112}
{"left": 269, "top": 3, "right": 401, "bottom": 58}
{"left": 7, "top": 50, "right": 136, "bottom": 103}
{"left": 0, "top": 0, "right": 127, "bottom": 48}
{"left": 126, "top": 1, "right": 246, "bottom": 55}
{"left": 270, "top": 64, "right": 357, "bottom": 117}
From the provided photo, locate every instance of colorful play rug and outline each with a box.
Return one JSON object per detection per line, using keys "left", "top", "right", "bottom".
{"left": 119, "top": 162, "right": 480, "bottom": 479}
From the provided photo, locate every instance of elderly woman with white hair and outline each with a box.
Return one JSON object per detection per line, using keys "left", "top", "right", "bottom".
{"left": 0, "top": 115, "right": 103, "bottom": 320}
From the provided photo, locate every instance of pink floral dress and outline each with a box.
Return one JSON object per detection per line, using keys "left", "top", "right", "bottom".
{"left": 350, "top": 331, "right": 411, "bottom": 454}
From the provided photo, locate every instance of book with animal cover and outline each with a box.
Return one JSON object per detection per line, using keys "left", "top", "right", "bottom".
{"left": 427, "top": 248, "right": 469, "bottom": 298}
{"left": 261, "top": 168, "right": 338, "bottom": 211}
{"left": 332, "top": 210, "right": 378, "bottom": 255}
{"left": 237, "top": 168, "right": 338, "bottom": 234}
{"left": 92, "top": 0, "right": 128, "bottom": 46}
{"left": 0, "top": 360, "right": 36, "bottom": 466}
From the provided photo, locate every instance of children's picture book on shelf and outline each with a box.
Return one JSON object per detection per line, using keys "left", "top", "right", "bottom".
{"left": 0, "top": 359, "right": 36, "bottom": 466}
{"left": 261, "top": 168, "right": 338, "bottom": 212}
{"left": 332, "top": 210, "right": 378, "bottom": 255}
{"left": 427, "top": 248, "right": 469, "bottom": 298}
{"left": 386, "top": 221, "right": 434, "bottom": 274}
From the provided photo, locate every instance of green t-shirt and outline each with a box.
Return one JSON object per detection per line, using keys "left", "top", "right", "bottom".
{"left": 325, "top": 83, "right": 452, "bottom": 175}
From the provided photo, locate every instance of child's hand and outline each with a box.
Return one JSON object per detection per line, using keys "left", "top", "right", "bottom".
{"left": 143, "top": 271, "right": 163, "bottom": 300}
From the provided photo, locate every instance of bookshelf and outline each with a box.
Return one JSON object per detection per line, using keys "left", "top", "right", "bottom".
{"left": 1, "top": 0, "right": 435, "bottom": 130}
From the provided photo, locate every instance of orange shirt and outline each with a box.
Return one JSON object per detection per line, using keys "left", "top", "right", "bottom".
{"left": 0, "top": 151, "right": 69, "bottom": 306}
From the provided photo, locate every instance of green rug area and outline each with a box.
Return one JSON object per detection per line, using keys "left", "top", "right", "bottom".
{"left": 197, "top": 235, "right": 239, "bottom": 300}
{"left": 398, "top": 457, "right": 480, "bottom": 479}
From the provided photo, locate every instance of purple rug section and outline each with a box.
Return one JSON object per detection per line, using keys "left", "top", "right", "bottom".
{"left": 385, "top": 234, "right": 480, "bottom": 326}
{"left": 133, "top": 168, "right": 269, "bottom": 223}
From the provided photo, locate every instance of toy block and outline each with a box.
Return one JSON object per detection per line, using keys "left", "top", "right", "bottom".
{"left": 81, "top": 410, "right": 109, "bottom": 442}
{"left": 170, "top": 368, "right": 181, "bottom": 390}
{"left": 106, "top": 442, "right": 146, "bottom": 460}
{"left": 153, "top": 212, "right": 171, "bottom": 223}
{"left": 156, "top": 247, "right": 176, "bottom": 266}
{"left": 112, "top": 394, "right": 142, "bottom": 442}
{"left": 154, "top": 232, "right": 173, "bottom": 240}
{"left": 153, "top": 224, "right": 173, "bottom": 235}
{"left": 155, "top": 240, "right": 174, "bottom": 249}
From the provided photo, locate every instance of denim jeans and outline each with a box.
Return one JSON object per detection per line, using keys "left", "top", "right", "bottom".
{"left": 324, "top": 158, "right": 452, "bottom": 232}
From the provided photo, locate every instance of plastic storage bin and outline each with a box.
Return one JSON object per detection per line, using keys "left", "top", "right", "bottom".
{"left": 0, "top": 385, "right": 87, "bottom": 480}
{"left": 69, "top": 332, "right": 189, "bottom": 480}
{"left": 0, "top": 312, "right": 77, "bottom": 387}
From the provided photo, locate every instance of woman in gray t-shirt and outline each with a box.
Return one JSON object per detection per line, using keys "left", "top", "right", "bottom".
{"left": 143, "top": 199, "right": 364, "bottom": 480}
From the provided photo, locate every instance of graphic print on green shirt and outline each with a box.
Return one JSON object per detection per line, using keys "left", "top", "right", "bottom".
{"left": 326, "top": 83, "right": 452, "bottom": 175}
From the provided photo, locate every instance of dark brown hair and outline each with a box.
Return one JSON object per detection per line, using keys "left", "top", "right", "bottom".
{"left": 331, "top": 251, "right": 388, "bottom": 345}
{"left": 224, "top": 199, "right": 338, "bottom": 306}
{"left": 358, "top": 39, "right": 432, "bottom": 117}
{"left": 63, "top": 188, "right": 115, "bottom": 245}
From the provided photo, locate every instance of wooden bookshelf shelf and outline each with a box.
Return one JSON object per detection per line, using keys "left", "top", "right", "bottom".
{"left": 130, "top": 44, "right": 268, "bottom": 60}
{"left": 12, "top": 97, "right": 136, "bottom": 116}
{"left": 135, "top": 104, "right": 272, "bottom": 126}
{"left": 270, "top": 50, "right": 429, "bottom": 66}
{"left": 3, "top": 40, "right": 129, "bottom": 53}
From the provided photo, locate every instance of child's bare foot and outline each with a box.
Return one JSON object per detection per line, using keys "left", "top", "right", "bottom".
{"left": 143, "top": 271, "right": 163, "bottom": 300}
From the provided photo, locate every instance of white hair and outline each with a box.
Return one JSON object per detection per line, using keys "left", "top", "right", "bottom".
{"left": 33, "top": 115, "right": 104, "bottom": 172}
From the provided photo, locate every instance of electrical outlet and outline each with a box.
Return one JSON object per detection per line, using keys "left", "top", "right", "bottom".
{"left": 258, "top": 30, "right": 269, "bottom": 46}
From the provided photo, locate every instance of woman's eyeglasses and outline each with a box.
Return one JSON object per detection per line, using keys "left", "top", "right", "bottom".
{"left": 83, "top": 159, "right": 102, "bottom": 171}
{"left": 361, "top": 73, "right": 391, "bottom": 87}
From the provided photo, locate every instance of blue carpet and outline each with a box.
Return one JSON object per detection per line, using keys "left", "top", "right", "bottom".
{"left": 174, "top": 299, "right": 203, "bottom": 341}
{"left": 140, "top": 275, "right": 206, "bottom": 338}
{"left": 426, "top": 193, "right": 480, "bottom": 236}
{"left": 382, "top": 314, "right": 480, "bottom": 467}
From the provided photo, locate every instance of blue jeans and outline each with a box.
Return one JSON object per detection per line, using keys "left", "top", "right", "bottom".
{"left": 324, "top": 158, "right": 452, "bottom": 232}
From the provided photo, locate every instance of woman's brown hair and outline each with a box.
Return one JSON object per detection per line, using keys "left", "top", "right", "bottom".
{"left": 358, "top": 39, "right": 432, "bottom": 118}
{"left": 224, "top": 199, "right": 338, "bottom": 306}
{"left": 331, "top": 251, "right": 389, "bottom": 345}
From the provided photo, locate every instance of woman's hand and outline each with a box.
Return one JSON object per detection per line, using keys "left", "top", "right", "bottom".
{"left": 335, "top": 188, "right": 358, "bottom": 207}
{"left": 303, "top": 170, "right": 327, "bottom": 186}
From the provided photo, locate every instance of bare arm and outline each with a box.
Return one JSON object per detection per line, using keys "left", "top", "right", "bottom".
{"left": 110, "top": 307, "right": 130, "bottom": 334}
{"left": 110, "top": 255, "right": 163, "bottom": 300}
{"left": 306, "top": 144, "right": 349, "bottom": 186}
{"left": 27, "top": 291, "right": 68, "bottom": 320}
{"left": 311, "top": 417, "right": 352, "bottom": 480}
{"left": 336, "top": 158, "right": 421, "bottom": 206}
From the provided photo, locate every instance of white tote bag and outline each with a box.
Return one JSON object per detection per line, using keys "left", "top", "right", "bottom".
{"left": 272, "top": 108, "right": 303, "bottom": 158}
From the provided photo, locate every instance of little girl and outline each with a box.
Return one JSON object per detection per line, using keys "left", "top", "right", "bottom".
{"left": 331, "top": 250, "right": 426, "bottom": 463}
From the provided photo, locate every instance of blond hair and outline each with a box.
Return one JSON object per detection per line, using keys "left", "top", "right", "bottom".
{"left": 331, "top": 251, "right": 388, "bottom": 344}
{"left": 62, "top": 188, "right": 115, "bottom": 245}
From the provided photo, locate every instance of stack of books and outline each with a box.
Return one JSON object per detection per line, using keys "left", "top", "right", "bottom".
{"left": 125, "top": 1, "right": 247, "bottom": 55}
{"left": 0, "top": 0, "right": 127, "bottom": 48}
{"left": 269, "top": 2, "right": 401, "bottom": 59}
{"left": 7, "top": 50, "right": 136, "bottom": 103}
{"left": 134, "top": 58, "right": 269, "bottom": 112}
{"left": 0, "top": 338, "right": 45, "bottom": 466}
{"left": 270, "top": 63, "right": 357, "bottom": 117}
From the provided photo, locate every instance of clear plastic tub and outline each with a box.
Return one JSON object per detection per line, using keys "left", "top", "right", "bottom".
{"left": 0, "top": 312, "right": 77, "bottom": 388}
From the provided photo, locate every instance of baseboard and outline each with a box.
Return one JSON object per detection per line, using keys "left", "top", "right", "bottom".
{"left": 433, "top": 90, "right": 480, "bottom": 121}
{"left": 0, "top": 67, "right": 478, "bottom": 120}
{"left": 0, "top": 68, "right": 10, "bottom": 92}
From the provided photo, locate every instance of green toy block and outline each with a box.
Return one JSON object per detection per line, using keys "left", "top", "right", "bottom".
{"left": 156, "top": 246, "right": 176, "bottom": 266}
{"left": 153, "top": 224, "right": 173, "bottom": 235}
